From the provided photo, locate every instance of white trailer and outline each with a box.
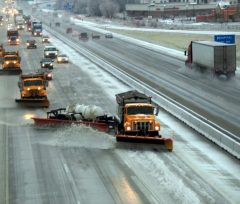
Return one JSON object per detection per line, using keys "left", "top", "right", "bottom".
{"left": 191, "top": 41, "right": 236, "bottom": 76}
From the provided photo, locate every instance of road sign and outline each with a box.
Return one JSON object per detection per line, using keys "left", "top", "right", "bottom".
{"left": 64, "top": 2, "right": 73, "bottom": 11}
{"left": 214, "top": 34, "right": 235, "bottom": 44}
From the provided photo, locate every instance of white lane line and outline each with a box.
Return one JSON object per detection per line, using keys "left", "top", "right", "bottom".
{"left": 63, "top": 163, "right": 70, "bottom": 174}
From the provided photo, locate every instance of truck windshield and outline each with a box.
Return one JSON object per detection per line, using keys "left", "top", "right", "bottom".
{"left": 45, "top": 48, "right": 56, "bottom": 51}
{"left": 5, "top": 57, "right": 18, "bottom": 61}
{"left": 127, "top": 106, "right": 154, "bottom": 115}
{"left": 24, "top": 80, "right": 43, "bottom": 86}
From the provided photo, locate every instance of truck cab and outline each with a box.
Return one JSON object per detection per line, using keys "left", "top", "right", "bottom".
{"left": 18, "top": 75, "right": 47, "bottom": 98}
{"left": 116, "top": 90, "right": 160, "bottom": 136}
{"left": 2, "top": 52, "right": 21, "bottom": 70}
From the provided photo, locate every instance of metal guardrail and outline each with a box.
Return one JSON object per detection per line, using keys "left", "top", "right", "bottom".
{"left": 44, "top": 24, "right": 240, "bottom": 159}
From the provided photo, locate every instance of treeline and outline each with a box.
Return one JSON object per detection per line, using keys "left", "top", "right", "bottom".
{"left": 55, "top": 0, "right": 127, "bottom": 18}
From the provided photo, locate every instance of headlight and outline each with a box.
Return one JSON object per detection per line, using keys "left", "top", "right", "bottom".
{"left": 8, "top": 39, "right": 10, "bottom": 42}
{"left": 27, "top": 88, "right": 30, "bottom": 91}
{"left": 13, "top": 61, "right": 16, "bottom": 64}
{"left": 6, "top": 61, "right": 9, "bottom": 64}
{"left": 42, "top": 64, "right": 45, "bottom": 67}
{"left": 155, "top": 126, "right": 160, "bottom": 131}
{"left": 34, "top": 32, "right": 37, "bottom": 35}
{"left": 26, "top": 43, "right": 29, "bottom": 46}
{"left": 46, "top": 53, "right": 49, "bottom": 55}
{"left": 22, "top": 25, "right": 25, "bottom": 28}
{"left": 50, "top": 63, "right": 53, "bottom": 66}
{"left": 47, "top": 73, "right": 52, "bottom": 77}
{"left": 16, "top": 39, "right": 19, "bottom": 42}
{"left": 38, "top": 87, "right": 41, "bottom": 90}
{"left": 126, "top": 126, "right": 131, "bottom": 131}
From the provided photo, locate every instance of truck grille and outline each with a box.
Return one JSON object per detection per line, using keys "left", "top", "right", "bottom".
{"left": 134, "top": 122, "right": 150, "bottom": 131}
{"left": 30, "top": 90, "right": 39, "bottom": 96}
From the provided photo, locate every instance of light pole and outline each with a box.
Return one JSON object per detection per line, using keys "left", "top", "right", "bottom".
{"left": 163, "top": 4, "right": 166, "bottom": 19}
{"left": 185, "top": 4, "right": 188, "bottom": 20}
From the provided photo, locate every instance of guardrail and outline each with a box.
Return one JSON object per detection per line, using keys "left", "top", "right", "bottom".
{"left": 44, "top": 24, "right": 240, "bottom": 159}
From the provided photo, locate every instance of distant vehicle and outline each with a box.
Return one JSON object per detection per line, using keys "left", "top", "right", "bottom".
{"left": 26, "top": 39, "right": 37, "bottom": 49}
{"left": 23, "top": 15, "right": 30, "bottom": 23}
{"left": 7, "top": 29, "right": 19, "bottom": 45}
{"left": 26, "top": 20, "right": 31, "bottom": 31}
{"left": 105, "top": 33, "right": 113, "bottom": 38}
{"left": 36, "top": 69, "right": 53, "bottom": 81}
{"left": 1, "top": 51, "right": 21, "bottom": 74}
{"left": 55, "top": 22, "right": 60, "bottom": 27}
{"left": 15, "top": 15, "right": 25, "bottom": 30}
{"left": 185, "top": 41, "right": 236, "bottom": 77}
{"left": 40, "top": 58, "right": 53, "bottom": 69}
{"left": 66, "top": 27, "right": 72, "bottom": 34}
{"left": 42, "top": 35, "right": 50, "bottom": 43}
{"left": 31, "top": 21, "right": 42, "bottom": 36}
{"left": 57, "top": 54, "right": 69, "bottom": 63}
{"left": 91, "top": 33, "right": 100, "bottom": 39}
{"left": 79, "top": 32, "right": 89, "bottom": 41}
{"left": 44, "top": 46, "right": 58, "bottom": 58}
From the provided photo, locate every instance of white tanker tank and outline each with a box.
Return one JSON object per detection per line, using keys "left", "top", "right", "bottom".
{"left": 65, "top": 104, "right": 105, "bottom": 120}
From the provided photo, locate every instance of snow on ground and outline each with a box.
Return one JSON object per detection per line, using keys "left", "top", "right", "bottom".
{"left": 44, "top": 29, "right": 240, "bottom": 204}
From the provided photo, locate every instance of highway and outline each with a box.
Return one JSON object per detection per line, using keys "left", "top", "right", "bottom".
{"left": 0, "top": 1, "right": 239, "bottom": 204}
{"left": 34, "top": 10, "right": 240, "bottom": 137}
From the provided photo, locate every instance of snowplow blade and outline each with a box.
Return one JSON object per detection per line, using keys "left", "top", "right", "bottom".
{"left": 0, "top": 69, "right": 22, "bottom": 75}
{"left": 116, "top": 135, "right": 173, "bottom": 151}
{"left": 32, "top": 117, "right": 109, "bottom": 132}
{"left": 15, "top": 98, "right": 49, "bottom": 108}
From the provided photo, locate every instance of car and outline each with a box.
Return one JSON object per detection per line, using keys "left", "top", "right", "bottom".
{"left": 91, "top": 33, "right": 100, "bottom": 39}
{"left": 57, "top": 54, "right": 69, "bottom": 63}
{"left": 26, "top": 39, "right": 37, "bottom": 49}
{"left": 42, "top": 35, "right": 50, "bottom": 43}
{"left": 79, "top": 32, "right": 89, "bottom": 41}
{"left": 40, "top": 58, "right": 53, "bottom": 69}
{"left": 44, "top": 46, "right": 58, "bottom": 58}
{"left": 36, "top": 69, "right": 53, "bottom": 80}
{"left": 105, "top": 33, "right": 113, "bottom": 38}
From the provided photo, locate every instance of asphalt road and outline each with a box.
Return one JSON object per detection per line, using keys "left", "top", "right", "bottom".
{"left": 0, "top": 2, "right": 239, "bottom": 204}
{"left": 34, "top": 10, "right": 240, "bottom": 136}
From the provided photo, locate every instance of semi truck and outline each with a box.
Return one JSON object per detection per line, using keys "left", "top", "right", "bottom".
{"left": 185, "top": 41, "right": 236, "bottom": 76}
{"left": 31, "top": 21, "right": 42, "bottom": 36}
{"left": 115, "top": 90, "right": 173, "bottom": 151}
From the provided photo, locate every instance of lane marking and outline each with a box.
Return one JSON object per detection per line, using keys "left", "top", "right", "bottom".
{"left": 63, "top": 163, "right": 70, "bottom": 174}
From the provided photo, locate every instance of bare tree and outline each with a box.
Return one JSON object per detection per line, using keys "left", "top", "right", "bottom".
{"left": 99, "top": 0, "right": 120, "bottom": 18}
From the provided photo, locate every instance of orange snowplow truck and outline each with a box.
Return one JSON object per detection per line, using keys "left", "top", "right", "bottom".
{"left": 0, "top": 51, "right": 22, "bottom": 74}
{"left": 115, "top": 90, "right": 173, "bottom": 151}
{"left": 15, "top": 73, "right": 49, "bottom": 107}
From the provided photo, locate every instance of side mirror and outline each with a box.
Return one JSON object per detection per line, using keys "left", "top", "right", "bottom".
{"left": 45, "top": 80, "right": 48, "bottom": 87}
{"left": 184, "top": 50, "right": 187, "bottom": 56}
{"left": 18, "top": 81, "right": 21, "bottom": 88}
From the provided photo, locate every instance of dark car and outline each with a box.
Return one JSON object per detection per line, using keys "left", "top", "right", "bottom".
{"left": 26, "top": 39, "right": 37, "bottom": 49}
{"left": 79, "top": 32, "right": 89, "bottom": 41}
{"left": 36, "top": 69, "right": 53, "bottom": 80}
{"left": 40, "top": 58, "right": 53, "bottom": 69}
{"left": 105, "top": 33, "right": 113, "bottom": 38}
